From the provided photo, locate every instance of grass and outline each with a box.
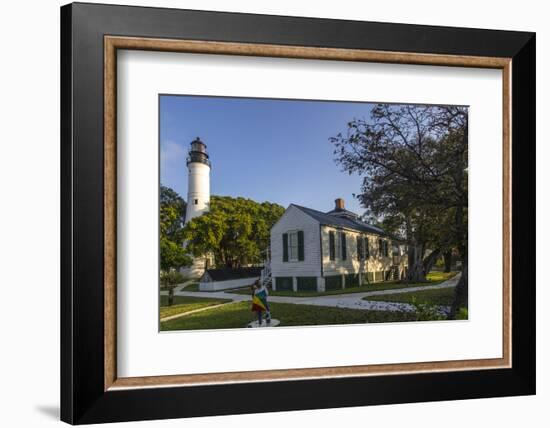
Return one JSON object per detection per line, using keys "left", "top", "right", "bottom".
{"left": 178, "top": 282, "right": 201, "bottom": 291}
{"left": 160, "top": 301, "right": 418, "bottom": 331}
{"left": 159, "top": 295, "right": 232, "bottom": 319}
{"left": 226, "top": 282, "right": 409, "bottom": 297}
{"left": 181, "top": 282, "right": 254, "bottom": 293}
{"left": 425, "top": 271, "right": 458, "bottom": 282}
{"left": 225, "top": 271, "right": 459, "bottom": 298}
{"left": 365, "top": 286, "right": 456, "bottom": 306}
{"left": 159, "top": 276, "right": 200, "bottom": 292}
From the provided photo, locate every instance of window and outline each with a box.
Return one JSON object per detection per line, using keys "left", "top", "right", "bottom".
{"left": 283, "top": 230, "right": 304, "bottom": 262}
{"left": 341, "top": 232, "right": 347, "bottom": 260}
{"left": 288, "top": 231, "right": 299, "bottom": 261}
{"left": 357, "top": 236, "right": 369, "bottom": 260}
{"left": 332, "top": 231, "right": 346, "bottom": 260}
{"left": 194, "top": 198, "right": 198, "bottom": 205}
{"left": 378, "top": 239, "right": 389, "bottom": 257}
{"left": 335, "top": 232, "right": 342, "bottom": 259}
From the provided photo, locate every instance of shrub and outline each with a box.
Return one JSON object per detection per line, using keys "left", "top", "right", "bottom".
{"left": 160, "top": 270, "right": 186, "bottom": 288}
{"left": 411, "top": 297, "right": 446, "bottom": 321}
{"left": 456, "top": 307, "right": 468, "bottom": 320}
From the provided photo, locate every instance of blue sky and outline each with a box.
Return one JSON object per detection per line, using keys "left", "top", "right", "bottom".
{"left": 160, "top": 95, "right": 376, "bottom": 214}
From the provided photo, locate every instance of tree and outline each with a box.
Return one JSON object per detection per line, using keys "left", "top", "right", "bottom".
{"left": 182, "top": 196, "right": 285, "bottom": 268}
{"left": 160, "top": 185, "right": 192, "bottom": 273}
{"left": 160, "top": 185, "right": 187, "bottom": 240}
{"left": 331, "top": 104, "right": 468, "bottom": 315}
{"left": 429, "top": 107, "right": 469, "bottom": 316}
{"left": 160, "top": 270, "right": 186, "bottom": 306}
{"left": 443, "top": 250, "right": 453, "bottom": 273}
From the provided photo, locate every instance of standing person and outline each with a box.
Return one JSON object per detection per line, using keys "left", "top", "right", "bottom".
{"left": 251, "top": 280, "right": 271, "bottom": 326}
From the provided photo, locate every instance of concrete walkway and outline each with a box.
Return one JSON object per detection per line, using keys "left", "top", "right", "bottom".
{"left": 173, "top": 274, "right": 460, "bottom": 313}
{"left": 159, "top": 279, "right": 197, "bottom": 296}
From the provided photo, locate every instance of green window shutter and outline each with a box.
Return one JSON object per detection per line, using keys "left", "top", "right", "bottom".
{"left": 365, "top": 238, "right": 370, "bottom": 258}
{"left": 282, "top": 233, "right": 288, "bottom": 262}
{"left": 297, "top": 230, "right": 304, "bottom": 261}
{"left": 329, "top": 231, "right": 335, "bottom": 260}
{"left": 357, "top": 236, "right": 362, "bottom": 260}
{"left": 341, "top": 232, "right": 347, "bottom": 260}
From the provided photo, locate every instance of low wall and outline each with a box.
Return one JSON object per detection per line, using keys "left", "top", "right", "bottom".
{"left": 199, "top": 276, "right": 259, "bottom": 291}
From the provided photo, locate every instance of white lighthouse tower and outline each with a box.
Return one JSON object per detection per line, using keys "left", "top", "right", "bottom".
{"left": 185, "top": 137, "right": 211, "bottom": 224}
{"left": 182, "top": 137, "right": 212, "bottom": 277}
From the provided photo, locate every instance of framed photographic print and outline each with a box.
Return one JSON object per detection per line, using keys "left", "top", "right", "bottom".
{"left": 60, "top": 2, "right": 535, "bottom": 424}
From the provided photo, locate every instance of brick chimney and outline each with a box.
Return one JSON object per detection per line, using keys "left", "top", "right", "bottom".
{"left": 335, "top": 198, "right": 345, "bottom": 210}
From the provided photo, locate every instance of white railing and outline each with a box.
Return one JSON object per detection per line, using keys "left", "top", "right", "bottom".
{"left": 261, "top": 260, "right": 272, "bottom": 287}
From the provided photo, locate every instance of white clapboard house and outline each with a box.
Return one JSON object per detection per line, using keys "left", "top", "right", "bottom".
{"left": 263, "top": 198, "right": 408, "bottom": 292}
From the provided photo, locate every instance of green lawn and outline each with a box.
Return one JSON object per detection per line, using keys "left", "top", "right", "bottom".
{"left": 365, "top": 286, "right": 456, "bottom": 306}
{"left": 160, "top": 301, "right": 418, "bottom": 331}
{"left": 177, "top": 282, "right": 203, "bottom": 291}
{"left": 159, "top": 295, "right": 232, "bottom": 319}
{"left": 225, "top": 271, "right": 458, "bottom": 298}
{"left": 181, "top": 282, "right": 254, "bottom": 293}
{"left": 425, "top": 271, "right": 458, "bottom": 282}
{"left": 178, "top": 282, "right": 200, "bottom": 291}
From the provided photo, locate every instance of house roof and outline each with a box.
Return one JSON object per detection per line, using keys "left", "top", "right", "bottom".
{"left": 202, "top": 267, "right": 262, "bottom": 281}
{"left": 325, "top": 208, "right": 360, "bottom": 219}
{"left": 291, "top": 204, "right": 388, "bottom": 236}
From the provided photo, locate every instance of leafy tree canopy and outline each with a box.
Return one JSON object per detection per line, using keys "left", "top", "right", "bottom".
{"left": 183, "top": 195, "right": 285, "bottom": 268}
{"left": 160, "top": 185, "right": 187, "bottom": 241}
{"left": 160, "top": 185, "right": 191, "bottom": 272}
{"left": 330, "top": 104, "right": 468, "bottom": 312}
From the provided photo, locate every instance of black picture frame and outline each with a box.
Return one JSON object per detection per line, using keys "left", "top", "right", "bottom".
{"left": 61, "top": 2, "right": 535, "bottom": 424}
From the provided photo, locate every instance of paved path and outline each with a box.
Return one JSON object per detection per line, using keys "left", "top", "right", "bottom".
{"left": 173, "top": 274, "right": 460, "bottom": 313}
{"left": 159, "top": 279, "right": 197, "bottom": 296}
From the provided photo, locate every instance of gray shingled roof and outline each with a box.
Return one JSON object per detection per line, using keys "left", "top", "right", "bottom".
{"left": 291, "top": 204, "right": 387, "bottom": 236}
{"left": 202, "top": 267, "right": 262, "bottom": 281}
{"left": 326, "top": 208, "right": 360, "bottom": 219}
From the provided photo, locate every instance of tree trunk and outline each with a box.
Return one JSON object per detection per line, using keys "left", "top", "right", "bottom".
{"left": 450, "top": 261, "right": 468, "bottom": 317}
{"left": 449, "top": 122, "right": 468, "bottom": 318}
{"left": 168, "top": 287, "right": 174, "bottom": 306}
{"left": 443, "top": 250, "right": 452, "bottom": 272}
{"left": 450, "top": 188, "right": 468, "bottom": 318}
{"left": 423, "top": 249, "right": 441, "bottom": 276}
{"left": 407, "top": 243, "right": 426, "bottom": 282}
